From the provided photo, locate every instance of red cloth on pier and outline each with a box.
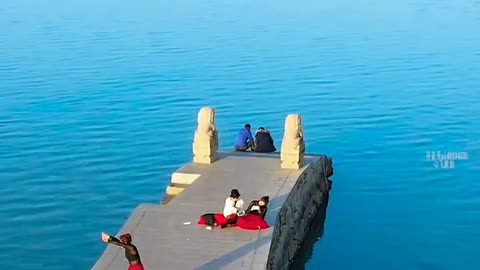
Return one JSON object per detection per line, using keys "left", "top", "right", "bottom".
{"left": 198, "top": 216, "right": 208, "bottom": 225}
{"left": 236, "top": 214, "right": 269, "bottom": 230}
{"left": 216, "top": 213, "right": 229, "bottom": 227}
{"left": 197, "top": 213, "right": 228, "bottom": 227}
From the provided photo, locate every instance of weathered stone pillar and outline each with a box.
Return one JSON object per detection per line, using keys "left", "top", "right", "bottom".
{"left": 280, "top": 114, "right": 305, "bottom": 169}
{"left": 193, "top": 107, "right": 219, "bottom": 164}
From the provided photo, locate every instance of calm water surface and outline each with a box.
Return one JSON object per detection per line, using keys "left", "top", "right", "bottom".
{"left": 1, "top": 0, "right": 479, "bottom": 269}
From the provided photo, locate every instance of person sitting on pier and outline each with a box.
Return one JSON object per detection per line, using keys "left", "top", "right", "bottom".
{"left": 253, "top": 127, "right": 276, "bottom": 153}
{"left": 101, "top": 232, "right": 144, "bottom": 270}
{"left": 197, "top": 189, "right": 244, "bottom": 229}
{"left": 234, "top": 124, "right": 255, "bottom": 151}
{"left": 222, "top": 189, "right": 245, "bottom": 227}
{"left": 245, "top": 195, "right": 270, "bottom": 219}
{"left": 236, "top": 195, "right": 270, "bottom": 230}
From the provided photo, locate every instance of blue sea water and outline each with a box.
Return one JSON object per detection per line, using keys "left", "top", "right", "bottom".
{"left": 1, "top": 0, "right": 479, "bottom": 269}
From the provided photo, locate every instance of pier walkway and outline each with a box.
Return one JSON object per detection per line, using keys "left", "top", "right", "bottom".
{"left": 91, "top": 152, "right": 324, "bottom": 270}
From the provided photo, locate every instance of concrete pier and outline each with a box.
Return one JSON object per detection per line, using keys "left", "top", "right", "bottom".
{"left": 91, "top": 108, "right": 333, "bottom": 270}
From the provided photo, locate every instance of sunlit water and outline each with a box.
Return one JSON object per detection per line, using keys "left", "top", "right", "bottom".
{"left": 1, "top": 0, "right": 479, "bottom": 269}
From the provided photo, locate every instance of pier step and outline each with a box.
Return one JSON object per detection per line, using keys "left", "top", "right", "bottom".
{"left": 164, "top": 171, "right": 203, "bottom": 204}
{"left": 171, "top": 172, "right": 201, "bottom": 185}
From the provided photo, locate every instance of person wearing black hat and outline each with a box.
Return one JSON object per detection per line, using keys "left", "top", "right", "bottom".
{"left": 222, "top": 189, "right": 244, "bottom": 227}
{"left": 253, "top": 127, "right": 276, "bottom": 153}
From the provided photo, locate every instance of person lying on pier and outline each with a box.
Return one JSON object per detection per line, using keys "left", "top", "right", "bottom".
{"left": 253, "top": 127, "right": 276, "bottom": 153}
{"left": 236, "top": 196, "right": 270, "bottom": 230}
{"left": 101, "top": 232, "right": 145, "bottom": 270}
{"left": 198, "top": 213, "right": 228, "bottom": 228}
{"left": 234, "top": 124, "right": 255, "bottom": 151}
{"left": 245, "top": 195, "right": 270, "bottom": 219}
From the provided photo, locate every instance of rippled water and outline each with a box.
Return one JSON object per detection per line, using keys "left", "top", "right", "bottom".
{"left": 1, "top": 0, "right": 479, "bottom": 269}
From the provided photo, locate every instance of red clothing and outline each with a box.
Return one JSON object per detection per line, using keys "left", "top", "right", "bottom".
{"left": 128, "top": 264, "right": 145, "bottom": 270}
{"left": 236, "top": 214, "right": 269, "bottom": 230}
{"left": 198, "top": 213, "right": 229, "bottom": 227}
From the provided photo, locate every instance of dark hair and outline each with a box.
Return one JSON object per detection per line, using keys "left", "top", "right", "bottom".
{"left": 244, "top": 124, "right": 251, "bottom": 128}
{"left": 258, "top": 127, "right": 265, "bottom": 130}
{"left": 119, "top": 233, "right": 132, "bottom": 244}
{"left": 260, "top": 196, "right": 270, "bottom": 204}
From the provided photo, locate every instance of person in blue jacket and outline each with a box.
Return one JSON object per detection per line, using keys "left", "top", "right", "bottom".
{"left": 234, "top": 124, "right": 255, "bottom": 151}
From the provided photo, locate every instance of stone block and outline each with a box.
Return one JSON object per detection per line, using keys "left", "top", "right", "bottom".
{"left": 166, "top": 186, "right": 184, "bottom": 196}
{"left": 171, "top": 172, "right": 201, "bottom": 185}
{"left": 192, "top": 107, "right": 219, "bottom": 164}
{"left": 280, "top": 114, "right": 305, "bottom": 169}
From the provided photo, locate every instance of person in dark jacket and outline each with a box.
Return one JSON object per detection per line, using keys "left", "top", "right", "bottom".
{"left": 253, "top": 127, "right": 276, "bottom": 153}
{"left": 245, "top": 196, "right": 270, "bottom": 219}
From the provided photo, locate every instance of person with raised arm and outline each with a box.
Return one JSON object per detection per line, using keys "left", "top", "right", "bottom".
{"left": 101, "top": 232, "right": 144, "bottom": 270}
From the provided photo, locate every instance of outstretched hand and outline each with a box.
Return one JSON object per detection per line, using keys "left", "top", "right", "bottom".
{"left": 101, "top": 232, "right": 110, "bottom": 243}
